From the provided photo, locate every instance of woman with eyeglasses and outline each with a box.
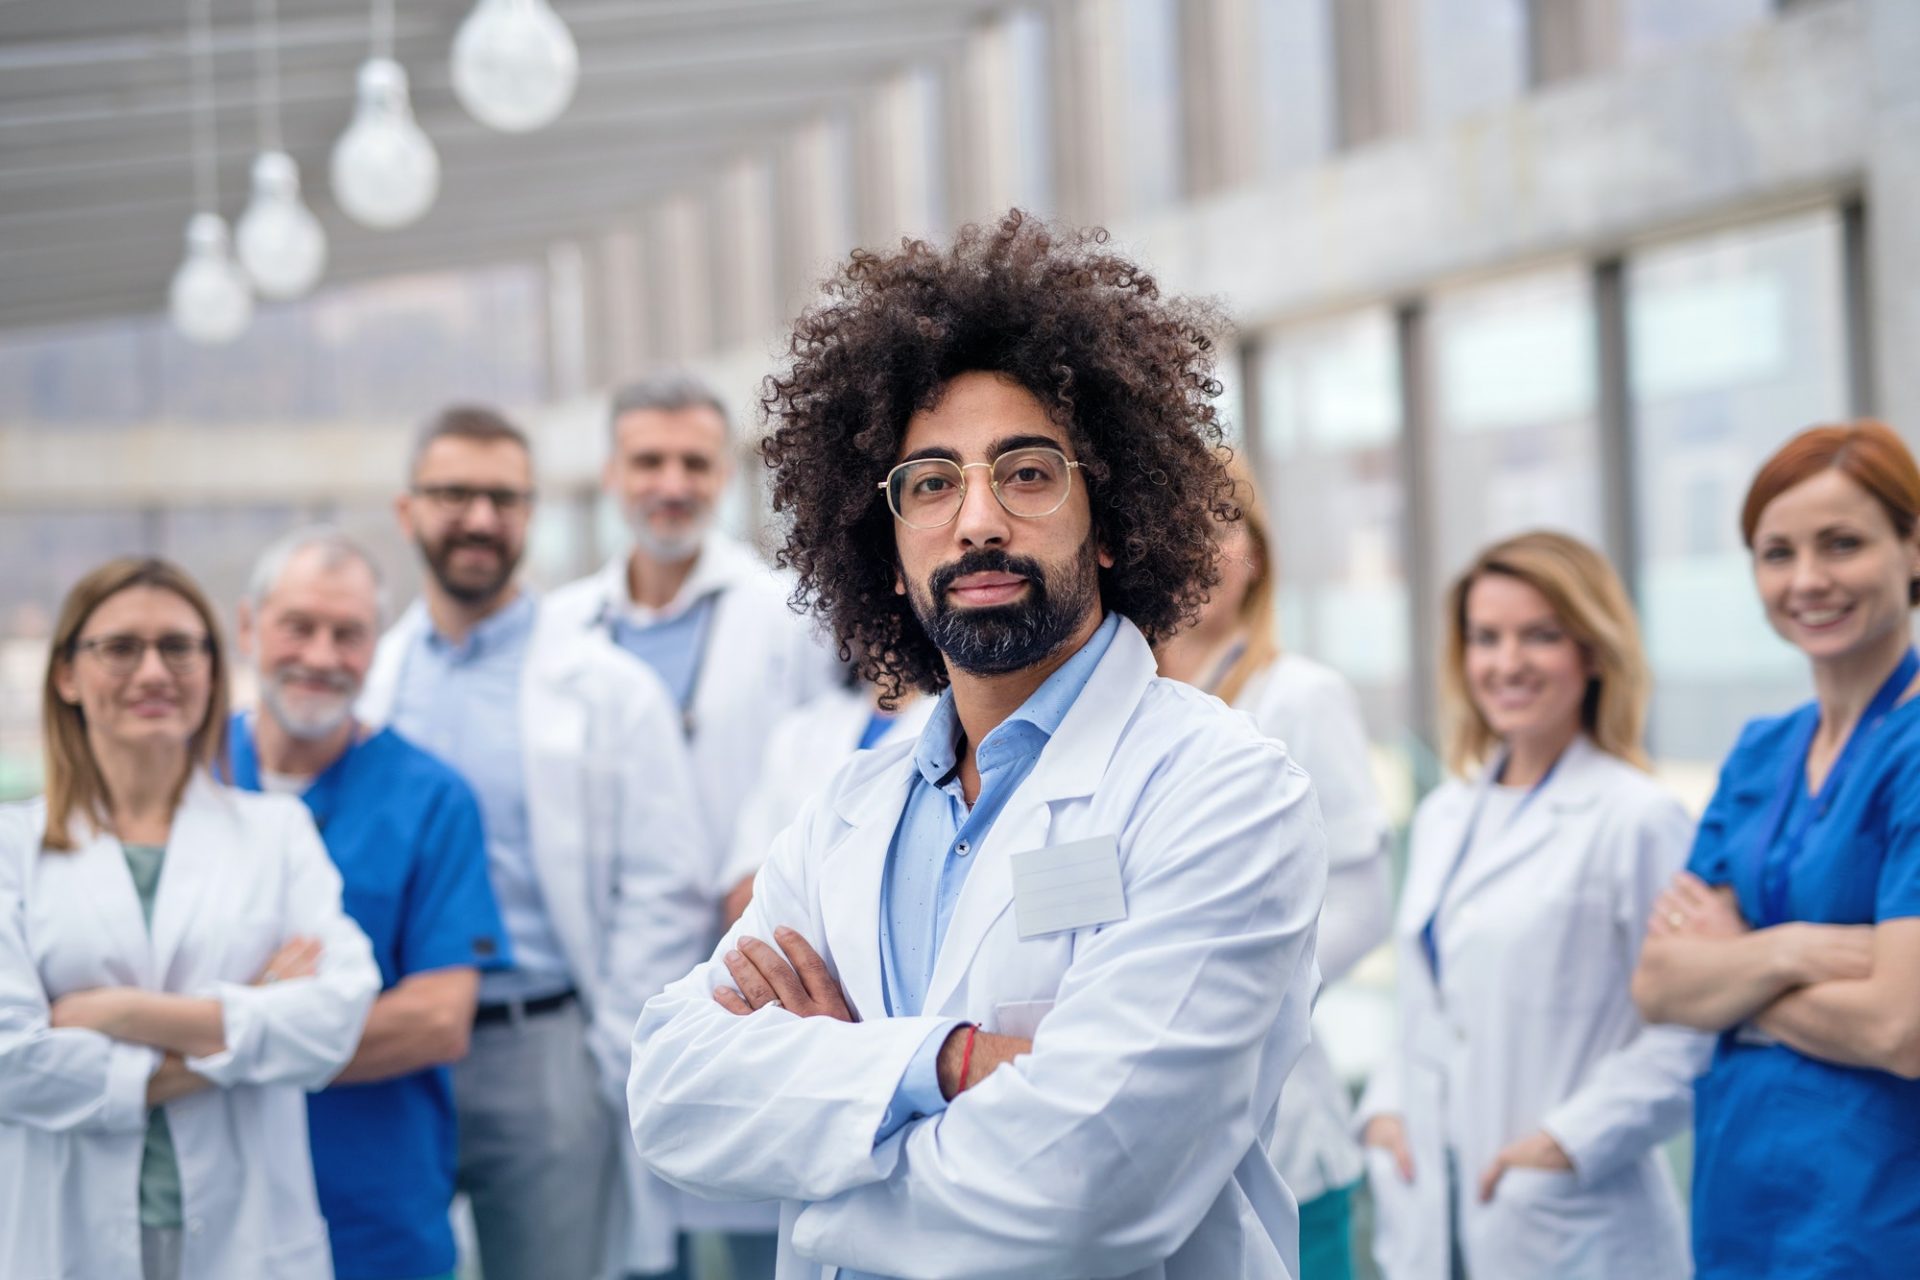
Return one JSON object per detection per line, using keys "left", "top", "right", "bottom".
{"left": 1155, "top": 460, "right": 1392, "bottom": 1280}
{"left": 0, "top": 557, "right": 378, "bottom": 1280}
{"left": 1633, "top": 421, "right": 1920, "bottom": 1278}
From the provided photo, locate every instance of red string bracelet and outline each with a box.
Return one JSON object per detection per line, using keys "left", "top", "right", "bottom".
{"left": 958, "top": 1023, "right": 980, "bottom": 1094}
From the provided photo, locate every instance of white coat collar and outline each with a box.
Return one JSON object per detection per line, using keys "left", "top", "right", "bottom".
{"left": 815, "top": 618, "right": 1158, "bottom": 1019}
{"left": 1401, "top": 733, "right": 1613, "bottom": 934}
{"left": 71, "top": 771, "right": 238, "bottom": 987}
{"left": 595, "top": 529, "right": 766, "bottom": 626}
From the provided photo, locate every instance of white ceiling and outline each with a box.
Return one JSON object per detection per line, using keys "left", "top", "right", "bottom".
{"left": 0, "top": 0, "right": 1010, "bottom": 334}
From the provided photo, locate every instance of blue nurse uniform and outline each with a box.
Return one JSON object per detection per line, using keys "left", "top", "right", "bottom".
{"left": 1684, "top": 685, "right": 1920, "bottom": 1278}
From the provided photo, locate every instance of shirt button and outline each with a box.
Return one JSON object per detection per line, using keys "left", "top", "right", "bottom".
{"left": 955, "top": 840, "right": 970, "bottom": 856}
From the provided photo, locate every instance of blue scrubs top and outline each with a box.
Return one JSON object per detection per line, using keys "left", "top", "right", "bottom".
{"left": 230, "top": 715, "right": 511, "bottom": 1280}
{"left": 1684, "top": 696, "right": 1920, "bottom": 1278}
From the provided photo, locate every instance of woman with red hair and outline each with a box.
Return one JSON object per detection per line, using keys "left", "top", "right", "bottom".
{"left": 1633, "top": 420, "right": 1920, "bottom": 1278}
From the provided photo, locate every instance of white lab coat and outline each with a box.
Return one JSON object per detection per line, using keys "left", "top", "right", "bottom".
{"left": 361, "top": 595, "right": 714, "bottom": 1276}
{"left": 545, "top": 531, "right": 840, "bottom": 892}
{"left": 722, "top": 685, "right": 936, "bottom": 888}
{"left": 0, "top": 774, "right": 380, "bottom": 1280}
{"left": 628, "top": 618, "right": 1329, "bottom": 1280}
{"left": 1354, "top": 735, "right": 1712, "bottom": 1280}
{"left": 1235, "top": 654, "right": 1392, "bottom": 1207}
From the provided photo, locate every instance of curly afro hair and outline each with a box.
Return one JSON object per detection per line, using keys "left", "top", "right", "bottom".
{"left": 760, "top": 209, "right": 1237, "bottom": 702}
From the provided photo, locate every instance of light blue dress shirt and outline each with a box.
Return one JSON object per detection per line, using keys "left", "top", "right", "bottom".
{"left": 608, "top": 593, "right": 718, "bottom": 723}
{"left": 388, "top": 593, "right": 574, "bottom": 1003}
{"left": 844, "top": 613, "right": 1119, "bottom": 1280}
{"left": 871, "top": 611, "right": 1122, "bottom": 1136}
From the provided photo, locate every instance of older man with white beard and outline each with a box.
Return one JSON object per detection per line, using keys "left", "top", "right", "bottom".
{"left": 227, "top": 526, "right": 509, "bottom": 1280}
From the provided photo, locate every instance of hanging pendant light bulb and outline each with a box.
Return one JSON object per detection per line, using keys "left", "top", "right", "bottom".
{"left": 237, "top": 0, "right": 326, "bottom": 298}
{"left": 169, "top": 0, "right": 252, "bottom": 345}
{"left": 451, "top": 0, "right": 579, "bottom": 133}
{"left": 170, "top": 212, "right": 255, "bottom": 345}
{"left": 238, "top": 152, "right": 327, "bottom": 298}
{"left": 331, "top": 55, "right": 440, "bottom": 228}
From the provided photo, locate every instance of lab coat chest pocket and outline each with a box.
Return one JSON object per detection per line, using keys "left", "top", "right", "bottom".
{"left": 30, "top": 852, "right": 147, "bottom": 995}
{"left": 970, "top": 918, "right": 1075, "bottom": 1021}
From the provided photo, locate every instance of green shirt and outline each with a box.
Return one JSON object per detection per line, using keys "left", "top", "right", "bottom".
{"left": 121, "top": 842, "right": 183, "bottom": 1229}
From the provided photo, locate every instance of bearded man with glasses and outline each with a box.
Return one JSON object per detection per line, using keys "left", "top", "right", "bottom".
{"left": 627, "top": 212, "right": 1330, "bottom": 1280}
{"left": 357, "top": 405, "right": 713, "bottom": 1280}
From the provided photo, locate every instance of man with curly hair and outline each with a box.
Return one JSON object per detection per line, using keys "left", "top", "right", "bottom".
{"left": 628, "top": 212, "right": 1328, "bottom": 1279}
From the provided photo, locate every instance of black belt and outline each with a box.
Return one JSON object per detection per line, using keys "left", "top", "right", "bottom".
{"left": 473, "top": 988, "right": 577, "bottom": 1025}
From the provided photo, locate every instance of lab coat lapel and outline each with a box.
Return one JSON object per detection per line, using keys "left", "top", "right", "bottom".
{"left": 920, "top": 619, "right": 1156, "bottom": 1015}
{"left": 1398, "top": 784, "right": 1471, "bottom": 924}
{"left": 520, "top": 618, "right": 604, "bottom": 998}
{"left": 921, "top": 800, "right": 1045, "bottom": 1014}
{"left": 149, "top": 774, "right": 229, "bottom": 987}
{"left": 69, "top": 824, "right": 154, "bottom": 986}
{"left": 357, "top": 600, "right": 428, "bottom": 727}
{"left": 819, "top": 760, "right": 915, "bottom": 1021}
{"left": 1441, "top": 737, "right": 1605, "bottom": 912}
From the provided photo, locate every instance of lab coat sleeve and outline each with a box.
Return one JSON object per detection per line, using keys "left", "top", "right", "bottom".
{"left": 1255, "top": 667, "right": 1391, "bottom": 871}
{"left": 185, "top": 801, "right": 379, "bottom": 1090}
{"left": 0, "top": 811, "right": 160, "bottom": 1134}
{"left": 790, "top": 739, "right": 1327, "bottom": 1280}
{"left": 1540, "top": 793, "right": 1715, "bottom": 1187}
{"left": 719, "top": 707, "right": 805, "bottom": 889}
{"left": 587, "top": 683, "right": 719, "bottom": 1106}
{"left": 1250, "top": 672, "right": 1390, "bottom": 982}
{"left": 627, "top": 793, "right": 955, "bottom": 1204}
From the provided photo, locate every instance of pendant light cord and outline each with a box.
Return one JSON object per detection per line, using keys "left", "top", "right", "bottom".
{"left": 188, "top": 0, "right": 217, "bottom": 214}
{"left": 253, "top": 0, "right": 283, "bottom": 152}
{"left": 372, "top": 0, "right": 395, "bottom": 60}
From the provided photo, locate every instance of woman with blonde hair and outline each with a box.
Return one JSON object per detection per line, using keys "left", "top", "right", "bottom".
{"left": 1157, "top": 459, "right": 1393, "bottom": 1280}
{"left": 1355, "top": 531, "right": 1710, "bottom": 1280}
{"left": 0, "top": 557, "right": 377, "bottom": 1280}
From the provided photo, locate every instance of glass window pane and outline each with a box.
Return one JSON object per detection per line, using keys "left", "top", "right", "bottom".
{"left": 1626, "top": 209, "right": 1851, "bottom": 765}
{"left": 1120, "top": 0, "right": 1182, "bottom": 212}
{"left": 156, "top": 504, "right": 311, "bottom": 618}
{"left": 1254, "top": 0, "right": 1335, "bottom": 174}
{"left": 0, "top": 509, "right": 155, "bottom": 800}
{"left": 1428, "top": 265, "right": 1605, "bottom": 577}
{"left": 1254, "top": 309, "right": 1412, "bottom": 739}
{"left": 1006, "top": 7, "right": 1056, "bottom": 213}
{"left": 0, "top": 263, "right": 549, "bottom": 431}
{"left": 1622, "top": 0, "right": 1770, "bottom": 62}
{"left": 1418, "top": 0, "right": 1526, "bottom": 127}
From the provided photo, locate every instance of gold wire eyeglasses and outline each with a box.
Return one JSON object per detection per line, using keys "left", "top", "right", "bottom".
{"left": 878, "top": 446, "right": 1084, "bottom": 530}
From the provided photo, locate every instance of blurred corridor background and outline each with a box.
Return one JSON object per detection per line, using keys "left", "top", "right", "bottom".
{"left": 6, "top": 5, "right": 1919, "bottom": 1276}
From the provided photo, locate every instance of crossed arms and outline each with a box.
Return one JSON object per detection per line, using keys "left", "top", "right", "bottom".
{"left": 1631, "top": 872, "right": 1920, "bottom": 1078}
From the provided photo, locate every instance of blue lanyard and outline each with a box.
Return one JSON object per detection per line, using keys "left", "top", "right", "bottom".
{"left": 1419, "top": 748, "right": 1563, "bottom": 983}
{"left": 1752, "top": 646, "right": 1919, "bottom": 928}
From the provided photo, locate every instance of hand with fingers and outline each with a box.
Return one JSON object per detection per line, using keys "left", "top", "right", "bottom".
{"left": 1477, "top": 1129, "right": 1574, "bottom": 1201}
{"left": 1363, "top": 1113, "right": 1416, "bottom": 1183}
{"left": 253, "top": 935, "right": 323, "bottom": 985}
{"left": 1647, "top": 872, "right": 1748, "bottom": 939}
{"left": 715, "top": 926, "right": 856, "bottom": 1022}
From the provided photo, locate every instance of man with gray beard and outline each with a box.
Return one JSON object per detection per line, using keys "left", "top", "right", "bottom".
{"left": 227, "top": 526, "right": 508, "bottom": 1280}
{"left": 546, "top": 375, "right": 838, "bottom": 927}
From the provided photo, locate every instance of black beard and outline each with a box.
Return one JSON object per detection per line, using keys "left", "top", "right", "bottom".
{"left": 421, "top": 532, "right": 520, "bottom": 606}
{"left": 910, "top": 541, "right": 1101, "bottom": 677}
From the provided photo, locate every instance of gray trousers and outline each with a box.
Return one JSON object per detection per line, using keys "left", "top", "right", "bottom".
{"left": 140, "top": 1226, "right": 181, "bottom": 1280}
{"left": 455, "top": 998, "right": 618, "bottom": 1280}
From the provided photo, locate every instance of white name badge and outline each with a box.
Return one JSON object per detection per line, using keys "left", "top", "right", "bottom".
{"left": 1010, "top": 834, "right": 1128, "bottom": 940}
